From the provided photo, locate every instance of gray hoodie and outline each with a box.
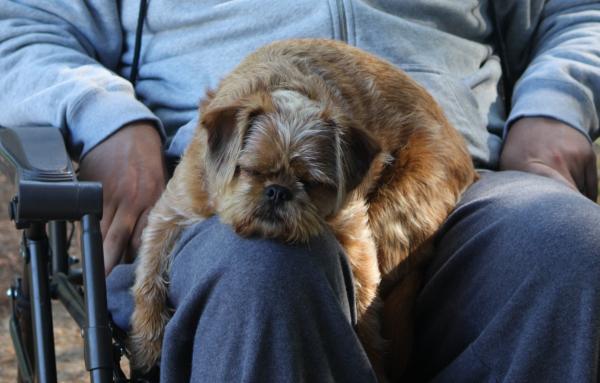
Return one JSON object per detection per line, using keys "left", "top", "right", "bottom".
{"left": 0, "top": 0, "right": 598, "bottom": 170}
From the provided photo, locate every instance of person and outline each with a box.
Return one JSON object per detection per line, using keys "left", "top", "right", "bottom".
{"left": 1, "top": 1, "right": 599, "bottom": 381}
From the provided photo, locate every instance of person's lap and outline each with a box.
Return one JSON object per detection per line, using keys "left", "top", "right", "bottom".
{"left": 107, "top": 170, "right": 600, "bottom": 382}
{"left": 409, "top": 170, "right": 600, "bottom": 382}
{"left": 108, "top": 215, "right": 377, "bottom": 382}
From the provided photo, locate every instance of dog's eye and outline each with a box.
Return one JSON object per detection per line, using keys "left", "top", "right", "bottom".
{"left": 240, "top": 167, "right": 262, "bottom": 177}
{"left": 302, "top": 180, "right": 320, "bottom": 190}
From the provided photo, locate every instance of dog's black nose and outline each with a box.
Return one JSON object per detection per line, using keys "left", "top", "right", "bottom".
{"left": 265, "top": 185, "right": 292, "bottom": 204}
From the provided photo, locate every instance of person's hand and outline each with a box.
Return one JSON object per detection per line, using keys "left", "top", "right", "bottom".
{"left": 500, "top": 117, "right": 597, "bottom": 201}
{"left": 79, "top": 122, "right": 166, "bottom": 275}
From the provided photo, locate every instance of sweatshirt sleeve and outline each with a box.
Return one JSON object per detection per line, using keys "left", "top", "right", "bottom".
{"left": 0, "top": 1, "right": 163, "bottom": 160}
{"left": 502, "top": 0, "right": 600, "bottom": 141}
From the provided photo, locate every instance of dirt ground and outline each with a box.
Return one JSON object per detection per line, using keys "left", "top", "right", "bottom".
{"left": 1, "top": 145, "right": 600, "bottom": 381}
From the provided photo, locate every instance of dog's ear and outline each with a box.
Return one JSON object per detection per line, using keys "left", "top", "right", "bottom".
{"left": 201, "top": 103, "right": 241, "bottom": 159}
{"left": 339, "top": 125, "right": 381, "bottom": 192}
{"left": 200, "top": 91, "right": 275, "bottom": 181}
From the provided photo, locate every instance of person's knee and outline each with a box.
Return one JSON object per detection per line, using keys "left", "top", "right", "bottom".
{"left": 169, "top": 216, "right": 350, "bottom": 302}
{"left": 457, "top": 171, "right": 600, "bottom": 275}
{"left": 416, "top": 171, "right": 600, "bottom": 382}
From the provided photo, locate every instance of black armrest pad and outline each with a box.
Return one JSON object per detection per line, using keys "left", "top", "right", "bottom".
{"left": 0, "top": 126, "right": 101, "bottom": 225}
{"left": 0, "top": 126, "right": 75, "bottom": 184}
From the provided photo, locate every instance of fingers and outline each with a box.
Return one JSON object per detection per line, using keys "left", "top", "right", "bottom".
{"left": 500, "top": 118, "right": 598, "bottom": 200}
{"left": 564, "top": 143, "right": 597, "bottom": 201}
{"left": 126, "top": 207, "right": 152, "bottom": 263}
{"left": 103, "top": 204, "right": 139, "bottom": 275}
{"left": 526, "top": 160, "right": 579, "bottom": 193}
{"left": 78, "top": 122, "right": 166, "bottom": 275}
{"left": 569, "top": 161, "right": 586, "bottom": 196}
{"left": 103, "top": 201, "right": 157, "bottom": 275}
{"left": 584, "top": 152, "right": 598, "bottom": 202}
{"left": 100, "top": 204, "right": 117, "bottom": 240}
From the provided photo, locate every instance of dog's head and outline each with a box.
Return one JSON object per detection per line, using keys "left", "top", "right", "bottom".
{"left": 199, "top": 88, "right": 380, "bottom": 242}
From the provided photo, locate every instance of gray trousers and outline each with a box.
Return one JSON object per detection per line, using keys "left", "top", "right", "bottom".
{"left": 107, "top": 171, "right": 600, "bottom": 382}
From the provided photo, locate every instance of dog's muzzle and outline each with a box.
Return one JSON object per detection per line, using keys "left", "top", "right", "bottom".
{"left": 264, "top": 184, "right": 292, "bottom": 205}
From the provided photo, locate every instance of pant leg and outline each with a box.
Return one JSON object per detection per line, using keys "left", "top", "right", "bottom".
{"left": 108, "top": 216, "right": 377, "bottom": 383}
{"left": 408, "top": 171, "right": 600, "bottom": 382}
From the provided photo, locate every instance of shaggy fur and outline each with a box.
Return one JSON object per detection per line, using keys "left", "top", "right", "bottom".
{"left": 130, "top": 39, "right": 477, "bottom": 380}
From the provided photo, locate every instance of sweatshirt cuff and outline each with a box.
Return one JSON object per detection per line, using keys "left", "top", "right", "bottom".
{"left": 68, "top": 89, "right": 164, "bottom": 160}
{"left": 504, "top": 79, "right": 597, "bottom": 143}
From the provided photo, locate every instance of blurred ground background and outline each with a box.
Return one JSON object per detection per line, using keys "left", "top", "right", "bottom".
{"left": 1, "top": 144, "right": 600, "bottom": 381}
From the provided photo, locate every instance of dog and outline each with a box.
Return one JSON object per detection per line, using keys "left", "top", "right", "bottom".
{"left": 129, "top": 39, "right": 477, "bottom": 379}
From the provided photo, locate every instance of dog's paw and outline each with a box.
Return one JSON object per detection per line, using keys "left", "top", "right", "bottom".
{"left": 129, "top": 290, "right": 171, "bottom": 371}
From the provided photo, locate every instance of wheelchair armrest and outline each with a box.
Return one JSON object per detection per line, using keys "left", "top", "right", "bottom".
{"left": 0, "top": 126, "right": 102, "bottom": 227}
{"left": 0, "top": 126, "right": 74, "bottom": 183}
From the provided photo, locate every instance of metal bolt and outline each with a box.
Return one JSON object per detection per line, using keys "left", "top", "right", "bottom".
{"left": 8, "top": 196, "right": 17, "bottom": 220}
{"left": 6, "top": 286, "right": 17, "bottom": 298}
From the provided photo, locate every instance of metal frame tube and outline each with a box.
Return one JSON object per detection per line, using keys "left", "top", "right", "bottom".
{"left": 9, "top": 277, "right": 34, "bottom": 383}
{"left": 9, "top": 316, "right": 33, "bottom": 383}
{"left": 26, "top": 223, "right": 57, "bottom": 383}
{"left": 49, "top": 221, "right": 69, "bottom": 275}
{"left": 53, "top": 272, "right": 85, "bottom": 329}
{"left": 80, "top": 214, "right": 112, "bottom": 383}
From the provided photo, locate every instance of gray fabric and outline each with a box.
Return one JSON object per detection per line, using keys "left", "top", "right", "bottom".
{"left": 410, "top": 170, "right": 600, "bottom": 382}
{"left": 108, "top": 170, "right": 600, "bottom": 382}
{"left": 4, "top": 0, "right": 597, "bottom": 379}
{"left": 108, "top": 216, "right": 376, "bottom": 382}
{"left": 0, "top": 1, "right": 599, "bottom": 167}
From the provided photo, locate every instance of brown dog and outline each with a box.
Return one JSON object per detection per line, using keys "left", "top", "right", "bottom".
{"left": 129, "top": 39, "right": 477, "bottom": 379}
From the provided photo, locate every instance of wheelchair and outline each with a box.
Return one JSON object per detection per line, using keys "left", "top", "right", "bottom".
{"left": 0, "top": 126, "right": 157, "bottom": 382}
